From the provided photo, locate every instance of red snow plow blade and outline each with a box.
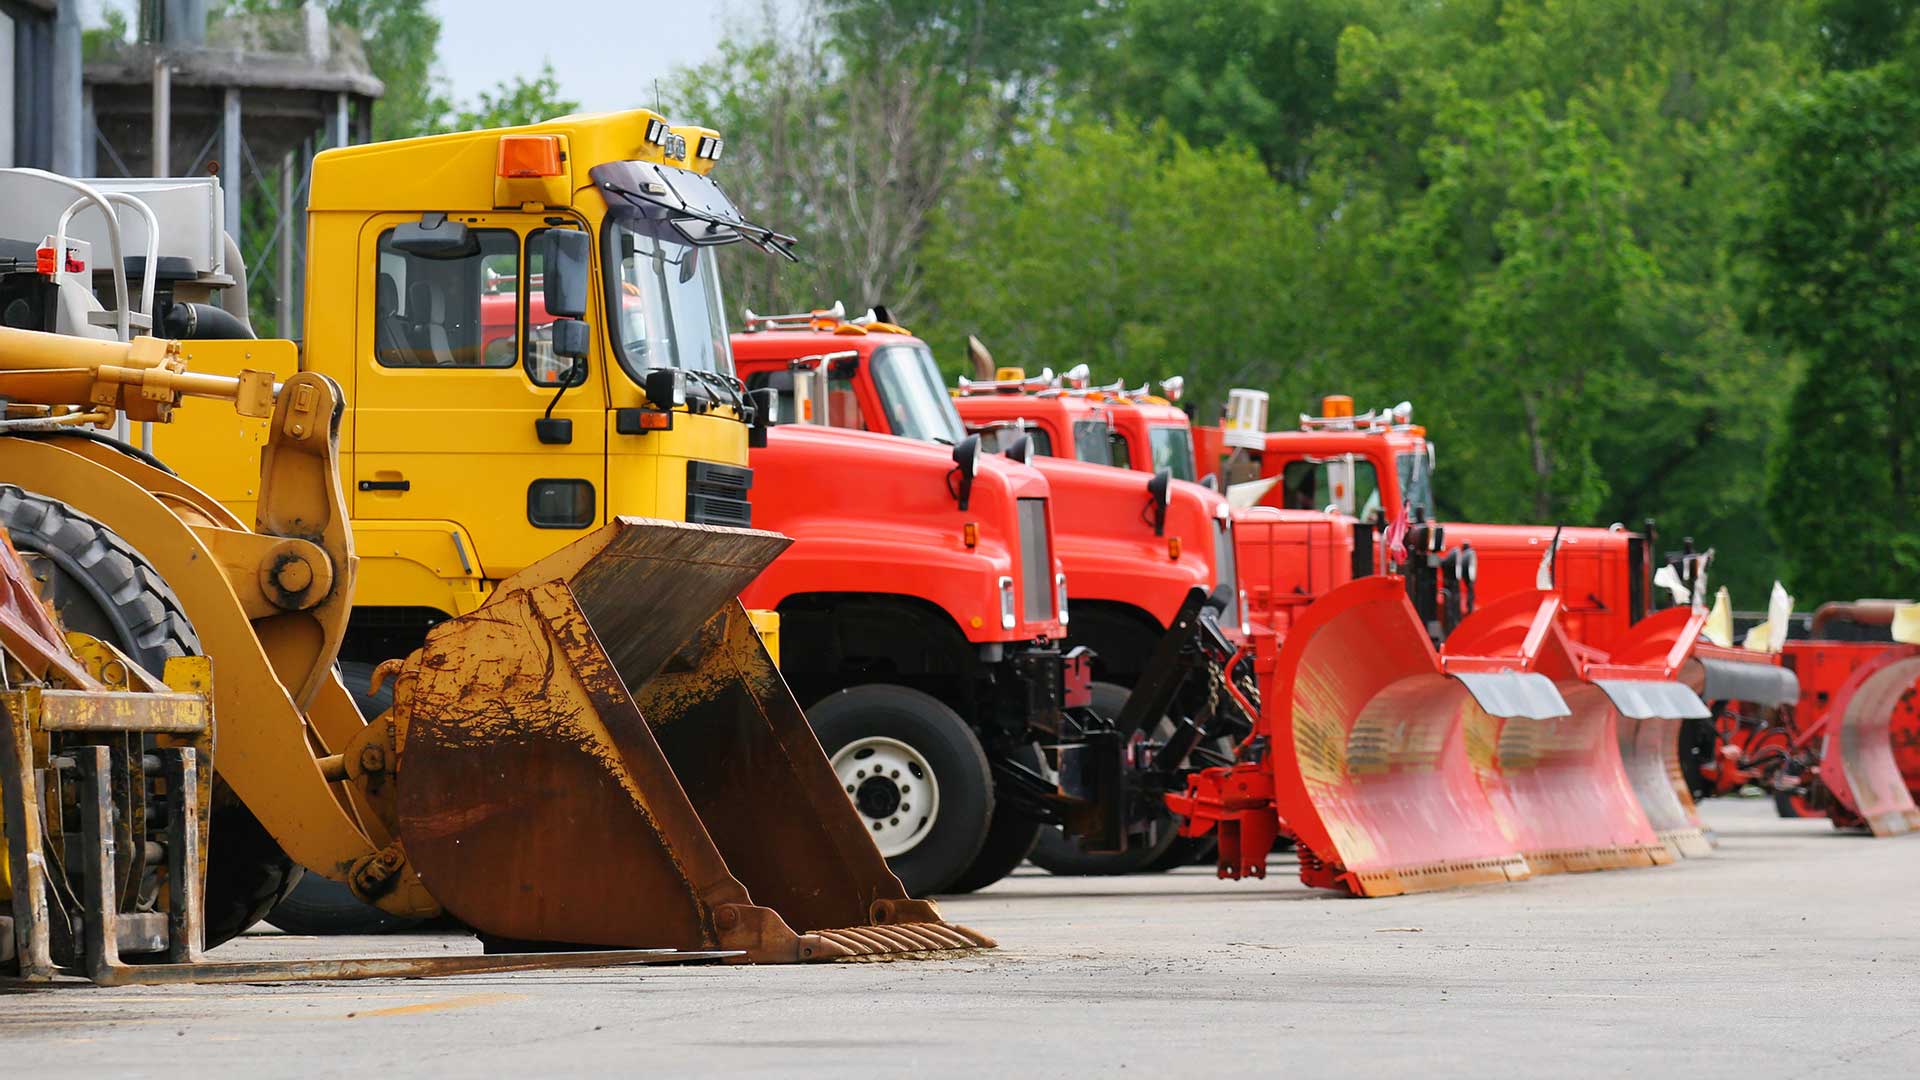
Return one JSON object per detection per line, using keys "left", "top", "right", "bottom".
{"left": 1598, "top": 607, "right": 1716, "bottom": 858}
{"left": 1262, "top": 577, "right": 1556, "bottom": 896}
{"left": 1786, "top": 644, "right": 1920, "bottom": 836}
{"left": 1441, "top": 592, "right": 1671, "bottom": 874}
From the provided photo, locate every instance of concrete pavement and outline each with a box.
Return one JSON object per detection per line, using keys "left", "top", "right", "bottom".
{"left": 5, "top": 798, "right": 1915, "bottom": 1077}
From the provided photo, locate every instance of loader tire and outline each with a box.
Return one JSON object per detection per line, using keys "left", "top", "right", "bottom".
{"left": 809, "top": 684, "right": 993, "bottom": 898}
{"left": 265, "top": 660, "right": 425, "bottom": 936}
{"left": 0, "top": 486, "right": 299, "bottom": 948}
{"left": 1028, "top": 682, "right": 1182, "bottom": 876}
{"left": 943, "top": 744, "right": 1046, "bottom": 894}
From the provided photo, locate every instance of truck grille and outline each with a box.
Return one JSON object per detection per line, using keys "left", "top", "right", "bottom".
{"left": 1214, "top": 515, "right": 1240, "bottom": 627}
{"left": 686, "top": 461, "right": 753, "bottom": 527}
{"left": 1017, "top": 498, "right": 1053, "bottom": 625}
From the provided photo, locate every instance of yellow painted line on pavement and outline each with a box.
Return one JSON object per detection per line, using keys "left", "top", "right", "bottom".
{"left": 345, "top": 992, "right": 525, "bottom": 1019}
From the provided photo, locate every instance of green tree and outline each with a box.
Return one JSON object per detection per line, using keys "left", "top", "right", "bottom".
{"left": 446, "top": 63, "right": 579, "bottom": 132}
{"left": 1095, "top": 0, "right": 1382, "bottom": 182}
{"left": 915, "top": 118, "right": 1326, "bottom": 409}
{"left": 1757, "top": 62, "right": 1920, "bottom": 602}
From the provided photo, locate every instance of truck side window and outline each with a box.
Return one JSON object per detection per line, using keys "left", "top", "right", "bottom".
{"left": 1025, "top": 425, "right": 1053, "bottom": 456}
{"left": 375, "top": 228, "right": 519, "bottom": 369}
{"left": 1282, "top": 457, "right": 1381, "bottom": 519}
{"left": 1108, "top": 430, "right": 1132, "bottom": 468}
{"left": 1072, "top": 418, "right": 1112, "bottom": 464}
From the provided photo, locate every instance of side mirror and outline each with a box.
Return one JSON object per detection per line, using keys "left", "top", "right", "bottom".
{"left": 390, "top": 212, "right": 475, "bottom": 259}
{"left": 551, "top": 318, "right": 590, "bottom": 362}
{"left": 748, "top": 386, "right": 775, "bottom": 449}
{"left": 542, "top": 229, "right": 592, "bottom": 320}
{"left": 951, "top": 434, "right": 980, "bottom": 511}
{"left": 1147, "top": 469, "right": 1171, "bottom": 536}
{"left": 1005, "top": 433, "right": 1033, "bottom": 465}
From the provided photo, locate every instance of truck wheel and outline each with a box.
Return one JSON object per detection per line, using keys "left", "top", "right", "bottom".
{"left": 1028, "top": 681, "right": 1183, "bottom": 875}
{"left": 265, "top": 660, "right": 425, "bottom": 935}
{"left": 943, "top": 743, "right": 1046, "bottom": 894}
{"left": 1774, "top": 791, "right": 1820, "bottom": 819}
{"left": 0, "top": 486, "right": 298, "bottom": 948}
{"left": 808, "top": 684, "right": 992, "bottom": 897}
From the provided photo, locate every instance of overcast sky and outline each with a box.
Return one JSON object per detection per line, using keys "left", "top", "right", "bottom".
{"left": 82, "top": 0, "right": 793, "bottom": 114}
{"left": 435, "top": 0, "right": 780, "bottom": 113}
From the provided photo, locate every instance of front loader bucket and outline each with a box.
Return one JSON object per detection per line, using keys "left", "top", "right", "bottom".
{"left": 1602, "top": 608, "right": 1716, "bottom": 858}
{"left": 1267, "top": 577, "right": 1538, "bottom": 896}
{"left": 1815, "top": 648, "right": 1920, "bottom": 836}
{"left": 1442, "top": 592, "right": 1670, "bottom": 875}
{"left": 388, "top": 518, "right": 992, "bottom": 962}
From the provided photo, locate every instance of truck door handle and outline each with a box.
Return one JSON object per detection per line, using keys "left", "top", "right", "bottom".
{"left": 358, "top": 480, "right": 411, "bottom": 492}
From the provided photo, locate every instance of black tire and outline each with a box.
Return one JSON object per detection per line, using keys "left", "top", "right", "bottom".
{"left": 808, "top": 683, "right": 993, "bottom": 898}
{"left": 1774, "top": 790, "right": 1820, "bottom": 819}
{"left": 1028, "top": 681, "right": 1184, "bottom": 876}
{"left": 0, "top": 485, "right": 299, "bottom": 948}
{"left": 265, "top": 660, "right": 426, "bottom": 935}
{"left": 943, "top": 743, "right": 1046, "bottom": 894}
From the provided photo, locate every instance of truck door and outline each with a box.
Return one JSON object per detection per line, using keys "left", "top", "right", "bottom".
{"left": 352, "top": 213, "right": 608, "bottom": 582}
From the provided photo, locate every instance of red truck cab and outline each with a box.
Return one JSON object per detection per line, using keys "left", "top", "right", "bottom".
{"left": 733, "top": 326, "right": 1242, "bottom": 687}
{"left": 732, "top": 404, "right": 1076, "bottom": 896}
{"left": 1201, "top": 390, "right": 1651, "bottom": 649}
{"left": 734, "top": 312, "right": 1252, "bottom": 875}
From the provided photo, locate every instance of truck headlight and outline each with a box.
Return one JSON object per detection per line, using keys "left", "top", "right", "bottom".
{"left": 1056, "top": 572, "right": 1070, "bottom": 626}
{"left": 999, "top": 576, "right": 1017, "bottom": 631}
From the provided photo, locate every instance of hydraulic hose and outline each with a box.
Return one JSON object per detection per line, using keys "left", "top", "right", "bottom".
{"left": 160, "top": 301, "right": 256, "bottom": 341}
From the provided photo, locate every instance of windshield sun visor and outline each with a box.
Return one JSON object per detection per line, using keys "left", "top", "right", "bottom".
{"left": 592, "top": 160, "right": 798, "bottom": 260}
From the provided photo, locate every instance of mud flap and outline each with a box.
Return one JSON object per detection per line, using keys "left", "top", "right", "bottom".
{"left": 1443, "top": 592, "right": 1672, "bottom": 876}
{"left": 388, "top": 519, "right": 993, "bottom": 961}
{"left": 1815, "top": 650, "right": 1920, "bottom": 837}
{"left": 1267, "top": 577, "right": 1534, "bottom": 897}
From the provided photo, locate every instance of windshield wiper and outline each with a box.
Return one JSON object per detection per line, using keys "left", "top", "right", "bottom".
{"left": 600, "top": 180, "right": 800, "bottom": 262}
{"left": 929, "top": 435, "right": 956, "bottom": 446}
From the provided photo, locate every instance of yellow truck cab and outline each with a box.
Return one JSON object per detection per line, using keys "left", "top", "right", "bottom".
{"left": 157, "top": 109, "right": 792, "bottom": 663}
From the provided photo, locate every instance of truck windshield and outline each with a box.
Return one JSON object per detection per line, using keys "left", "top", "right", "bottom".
{"left": 606, "top": 214, "right": 732, "bottom": 378}
{"left": 871, "top": 344, "right": 966, "bottom": 444}
{"left": 1149, "top": 425, "right": 1195, "bottom": 481}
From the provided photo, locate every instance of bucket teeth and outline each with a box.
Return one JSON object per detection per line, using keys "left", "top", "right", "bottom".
{"left": 807, "top": 922, "right": 996, "bottom": 960}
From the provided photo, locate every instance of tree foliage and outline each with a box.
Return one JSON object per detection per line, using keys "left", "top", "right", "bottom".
{"left": 1757, "top": 46, "right": 1920, "bottom": 601}
{"left": 662, "top": 0, "right": 1855, "bottom": 602}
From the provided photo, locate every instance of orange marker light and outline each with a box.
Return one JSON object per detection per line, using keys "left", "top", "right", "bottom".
{"left": 963, "top": 522, "right": 979, "bottom": 548}
{"left": 498, "top": 135, "right": 564, "bottom": 178}
{"left": 629, "top": 410, "right": 672, "bottom": 430}
{"left": 1168, "top": 536, "right": 1182, "bottom": 560}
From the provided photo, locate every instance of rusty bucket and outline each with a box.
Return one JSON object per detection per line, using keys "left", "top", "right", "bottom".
{"left": 1265, "top": 577, "right": 1556, "bottom": 896}
{"left": 1442, "top": 592, "right": 1671, "bottom": 874}
{"left": 387, "top": 518, "right": 993, "bottom": 962}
